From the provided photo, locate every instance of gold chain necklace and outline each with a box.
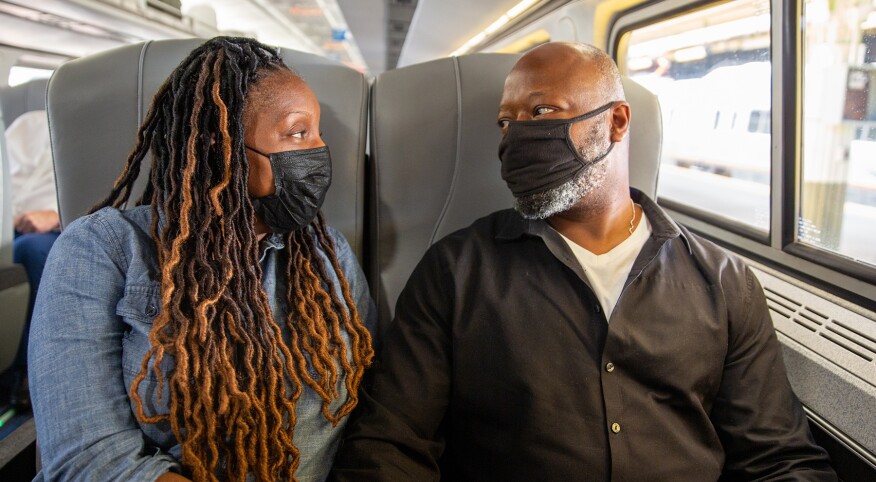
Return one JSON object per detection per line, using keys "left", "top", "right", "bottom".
{"left": 628, "top": 198, "right": 636, "bottom": 236}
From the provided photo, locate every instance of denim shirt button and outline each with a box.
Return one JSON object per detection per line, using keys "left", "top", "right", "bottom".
{"left": 145, "top": 304, "right": 157, "bottom": 316}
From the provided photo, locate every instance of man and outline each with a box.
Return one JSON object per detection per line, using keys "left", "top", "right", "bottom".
{"left": 332, "top": 43, "right": 836, "bottom": 481}
{"left": 3, "top": 109, "right": 60, "bottom": 408}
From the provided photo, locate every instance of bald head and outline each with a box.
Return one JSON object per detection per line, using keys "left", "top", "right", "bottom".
{"left": 512, "top": 42, "right": 624, "bottom": 104}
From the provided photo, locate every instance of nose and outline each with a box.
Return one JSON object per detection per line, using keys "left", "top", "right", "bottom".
{"left": 312, "top": 131, "right": 327, "bottom": 149}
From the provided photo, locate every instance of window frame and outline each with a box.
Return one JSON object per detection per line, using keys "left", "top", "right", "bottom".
{"left": 609, "top": 0, "right": 876, "bottom": 309}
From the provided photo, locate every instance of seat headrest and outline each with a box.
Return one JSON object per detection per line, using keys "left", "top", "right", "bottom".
{"left": 0, "top": 78, "right": 49, "bottom": 127}
{"left": 623, "top": 76, "right": 662, "bottom": 198}
{"left": 47, "top": 39, "right": 368, "bottom": 257}
{"left": 370, "top": 54, "right": 519, "bottom": 320}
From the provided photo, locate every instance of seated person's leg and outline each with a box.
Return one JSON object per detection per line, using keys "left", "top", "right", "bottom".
{"left": 8, "top": 231, "right": 60, "bottom": 406}
{"left": 13, "top": 231, "right": 60, "bottom": 321}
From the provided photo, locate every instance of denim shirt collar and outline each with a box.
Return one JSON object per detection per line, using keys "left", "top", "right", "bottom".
{"left": 259, "top": 233, "right": 286, "bottom": 263}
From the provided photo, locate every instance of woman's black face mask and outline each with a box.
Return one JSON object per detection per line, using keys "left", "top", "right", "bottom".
{"left": 246, "top": 144, "right": 332, "bottom": 234}
{"left": 498, "top": 101, "right": 615, "bottom": 198}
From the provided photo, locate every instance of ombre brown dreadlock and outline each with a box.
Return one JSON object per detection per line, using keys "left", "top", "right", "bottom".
{"left": 90, "top": 37, "right": 374, "bottom": 482}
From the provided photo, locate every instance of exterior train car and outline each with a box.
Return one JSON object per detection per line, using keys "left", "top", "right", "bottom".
{"left": 0, "top": 0, "right": 874, "bottom": 480}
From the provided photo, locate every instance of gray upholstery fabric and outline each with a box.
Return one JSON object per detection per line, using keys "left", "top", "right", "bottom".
{"left": 0, "top": 78, "right": 49, "bottom": 126}
{"left": 625, "top": 76, "right": 662, "bottom": 198}
{"left": 47, "top": 39, "right": 369, "bottom": 259}
{"left": 0, "top": 78, "right": 51, "bottom": 373}
{"left": 0, "top": 110, "right": 10, "bottom": 262}
{"left": 0, "top": 108, "right": 30, "bottom": 373}
{"left": 369, "top": 54, "right": 517, "bottom": 322}
{"left": 370, "top": 53, "right": 663, "bottom": 321}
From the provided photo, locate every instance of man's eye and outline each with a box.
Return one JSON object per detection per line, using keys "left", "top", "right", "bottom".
{"left": 291, "top": 131, "right": 305, "bottom": 139}
{"left": 534, "top": 106, "right": 554, "bottom": 116}
{"left": 498, "top": 120, "right": 509, "bottom": 129}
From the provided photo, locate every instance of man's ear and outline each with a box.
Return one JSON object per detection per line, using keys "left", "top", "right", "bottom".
{"left": 609, "top": 101, "right": 631, "bottom": 142}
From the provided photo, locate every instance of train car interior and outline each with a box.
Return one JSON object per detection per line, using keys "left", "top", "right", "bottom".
{"left": 0, "top": 0, "right": 874, "bottom": 480}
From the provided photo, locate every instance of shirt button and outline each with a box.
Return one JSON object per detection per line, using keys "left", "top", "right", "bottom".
{"left": 605, "top": 362, "right": 615, "bottom": 373}
{"left": 145, "top": 304, "right": 157, "bottom": 316}
{"left": 611, "top": 422, "right": 621, "bottom": 434}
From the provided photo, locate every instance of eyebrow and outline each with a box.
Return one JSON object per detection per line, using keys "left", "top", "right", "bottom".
{"left": 273, "top": 110, "right": 312, "bottom": 122}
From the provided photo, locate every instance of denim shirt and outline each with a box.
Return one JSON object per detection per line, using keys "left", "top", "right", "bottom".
{"left": 29, "top": 205, "right": 377, "bottom": 482}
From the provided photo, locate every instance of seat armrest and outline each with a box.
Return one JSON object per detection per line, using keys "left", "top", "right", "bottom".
{"left": 0, "top": 263, "right": 27, "bottom": 291}
{"left": 0, "top": 262, "right": 29, "bottom": 373}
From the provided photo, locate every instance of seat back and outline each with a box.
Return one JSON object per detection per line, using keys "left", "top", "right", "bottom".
{"left": 370, "top": 53, "right": 662, "bottom": 321}
{"left": 0, "top": 78, "right": 49, "bottom": 127}
{"left": 47, "top": 39, "right": 369, "bottom": 258}
{"left": 0, "top": 79, "right": 55, "bottom": 376}
{"left": 1, "top": 106, "right": 10, "bottom": 262}
{"left": 0, "top": 104, "right": 30, "bottom": 373}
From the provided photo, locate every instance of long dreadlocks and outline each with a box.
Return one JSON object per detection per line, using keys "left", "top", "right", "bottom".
{"left": 91, "top": 37, "right": 374, "bottom": 482}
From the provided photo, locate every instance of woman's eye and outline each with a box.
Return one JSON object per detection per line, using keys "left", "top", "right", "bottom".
{"left": 291, "top": 131, "right": 305, "bottom": 139}
{"left": 534, "top": 106, "right": 554, "bottom": 116}
{"left": 498, "top": 119, "right": 509, "bottom": 129}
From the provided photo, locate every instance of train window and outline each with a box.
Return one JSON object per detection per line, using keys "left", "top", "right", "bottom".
{"left": 800, "top": 0, "right": 876, "bottom": 267}
{"left": 7, "top": 66, "right": 53, "bottom": 87}
{"left": 623, "top": 0, "right": 771, "bottom": 233}
{"left": 748, "top": 110, "right": 770, "bottom": 134}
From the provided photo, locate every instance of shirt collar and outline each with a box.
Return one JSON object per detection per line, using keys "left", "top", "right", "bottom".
{"left": 495, "top": 188, "right": 692, "bottom": 254}
{"left": 258, "top": 233, "right": 285, "bottom": 262}
{"left": 263, "top": 232, "right": 285, "bottom": 250}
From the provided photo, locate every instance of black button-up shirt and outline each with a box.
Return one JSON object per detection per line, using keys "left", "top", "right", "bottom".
{"left": 332, "top": 190, "right": 835, "bottom": 481}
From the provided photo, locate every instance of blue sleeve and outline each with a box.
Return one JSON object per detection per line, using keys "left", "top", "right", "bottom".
{"left": 28, "top": 212, "right": 181, "bottom": 481}
{"left": 326, "top": 226, "right": 378, "bottom": 339}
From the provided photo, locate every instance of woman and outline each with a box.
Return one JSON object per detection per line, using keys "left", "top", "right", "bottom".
{"left": 29, "top": 37, "right": 375, "bottom": 482}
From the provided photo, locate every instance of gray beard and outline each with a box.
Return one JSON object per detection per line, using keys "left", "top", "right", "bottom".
{"left": 513, "top": 160, "right": 609, "bottom": 220}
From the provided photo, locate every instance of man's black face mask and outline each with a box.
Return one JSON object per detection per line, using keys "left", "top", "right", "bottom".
{"left": 246, "top": 145, "right": 332, "bottom": 234}
{"left": 498, "top": 101, "right": 616, "bottom": 198}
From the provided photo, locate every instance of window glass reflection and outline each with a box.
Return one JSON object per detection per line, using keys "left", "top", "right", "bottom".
{"left": 802, "top": 0, "right": 876, "bottom": 266}
{"left": 624, "top": 0, "right": 772, "bottom": 232}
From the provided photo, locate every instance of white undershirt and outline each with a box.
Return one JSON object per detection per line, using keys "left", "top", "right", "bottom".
{"left": 558, "top": 209, "right": 652, "bottom": 321}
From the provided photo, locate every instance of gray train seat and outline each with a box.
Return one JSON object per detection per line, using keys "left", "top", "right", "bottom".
{"left": 0, "top": 78, "right": 50, "bottom": 376}
{"left": 369, "top": 53, "right": 662, "bottom": 322}
{"left": 47, "top": 39, "right": 369, "bottom": 259}
{"left": 0, "top": 108, "right": 30, "bottom": 375}
{"left": 0, "top": 78, "right": 49, "bottom": 127}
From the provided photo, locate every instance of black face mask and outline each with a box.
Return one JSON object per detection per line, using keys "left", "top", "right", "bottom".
{"left": 498, "top": 101, "right": 615, "bottom": 198}
{"left": 246, "top": 144, "right": 332, "bottom": 234}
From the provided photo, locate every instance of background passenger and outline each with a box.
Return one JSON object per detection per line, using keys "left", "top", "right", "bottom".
{"left": 1, "top": 109, "right": 59, "bottom": 409}
{"left": 29, "top": 37, "right": 375, "bottom": 482}
{"left": 331, "top": 42, "right": 837, "bottom": 481}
